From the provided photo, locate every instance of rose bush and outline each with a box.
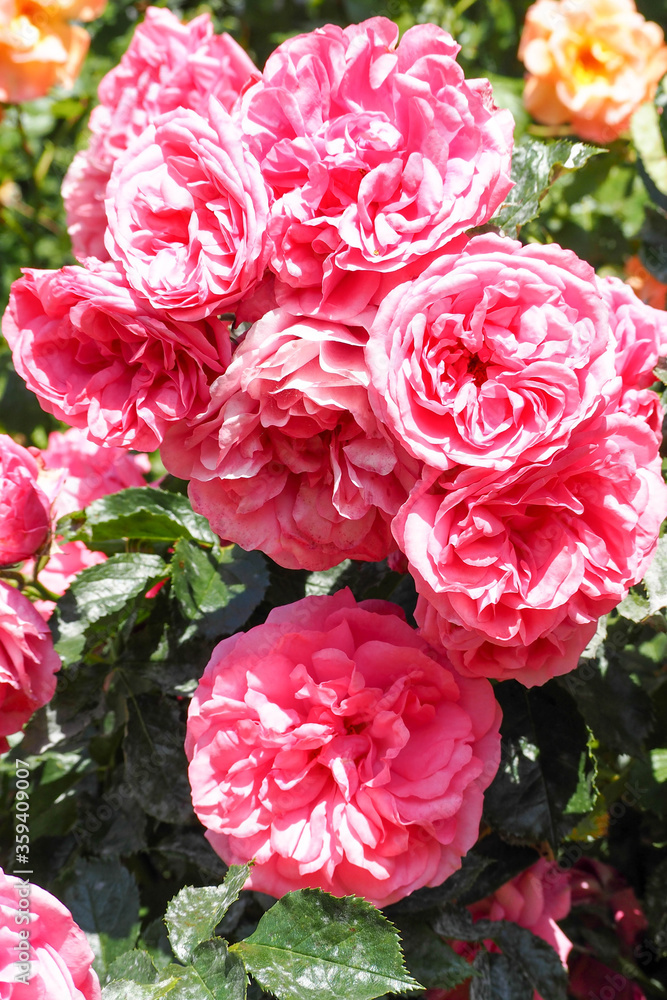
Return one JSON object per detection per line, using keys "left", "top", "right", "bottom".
{"left": 186, "top": 589, "right": 502, "bottom": 906}
{"left": 0, "top": 866, "right": 100, "bottom": 998}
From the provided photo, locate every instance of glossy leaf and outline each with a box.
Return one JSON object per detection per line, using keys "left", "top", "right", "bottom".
{"left": 232, "top": 890, "right": 421, "bottom": 1000}
{"left": 165, "top": 864, "right": 253, "bottom": 963}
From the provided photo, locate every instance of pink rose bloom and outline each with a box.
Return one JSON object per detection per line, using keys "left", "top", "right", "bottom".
{"left": 162, "top": 309, "right": 418, "bottom": 571}
{"left": 39, "top": 427, "right": 150, "bottom": 520}
{"left": 366, "top": 235, "right": 615, "bottom": 473}
{"left": 0, "top": 434, "right": 51, "bottom": 566}
{"left": 186, "top": 589, "right": 502, "bottom": 907}
{"left": 569, "top": 859, "right": 648, "bottom": 953}
{"left": 63, "top": 6, "right": 259, "bottom": 261}
{"left": 433, "top": 860, "right": 572, "bottom": 1000}
{"left": 396, "top": 412, "right": 667, "bottom": 686}
{"left": 238, "top": 17, "right": 513, "bottom": 314}
{"left": 0, "top": 582, "right": 60, "bottom": 752}
{"left": 569, "top": 956, "right": 646, "bottom": 1000}
{"left": 567, "top": 859, "right": 649, "bottom": 1000}
{"left": 470, "top": 859, "right": 572, "bottom": 966}
{"left": 105, "top": 101, "right": 272, "bottom": 321}
{"left": 3, "top": 261, "right": 231, "bottom": 452}
{"left": 597, "top": 273, "right": 667, "bottom": 439}
{"left": 0, "top": 866, "right": 100, "bottom": 998}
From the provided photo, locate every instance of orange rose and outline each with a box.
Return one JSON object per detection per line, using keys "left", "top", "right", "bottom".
{"left": 518, "top": 0, "right": 667, "bottom": 143}
{"left": 0, "top": 0, "right": 105, "bottom": 104}
{"left": 625, "top": 254, "right": 667, "bottom": 309}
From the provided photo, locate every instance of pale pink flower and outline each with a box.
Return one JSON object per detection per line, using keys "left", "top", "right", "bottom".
{"left": 238, "top": 17, "right": 513, "bottom": 314}
{"left": 0, "top": 582, "right": 60, "bottom": 752}
{"left": 105, "top": 101, "right": 272, "bottom": 321}
{"left": 365, "top": 235, "right": 616, "bottom": 474}
{"left": 0, "top": 865, "right": 100, "bottom": 997}
{"left": 161, "top": 309, "right": 418, "bottom": 570}
{"left": 186, "top": 589, "right": 502, "bottom": 907}
{"left": 0, "top": 434, "right": 51, "bottom": 566}
{"left": 3, "top": 261, "right": 231, "bottom": 452}
{"left": 396, "top": 412, "right": 667, "bottom": 686}
{"left": 63, "top": 6, "right": 259, "bottom": 261}
{"left": 39, "top": 426, "right": 150, "bottom": 520}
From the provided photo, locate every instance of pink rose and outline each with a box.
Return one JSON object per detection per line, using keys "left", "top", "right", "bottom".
{"left": 597, "top": 273, "right": 667, "bottom": 439}
{"left": 39, "top": 427, "right": 150, "bottom": 520}
{"left": 567, "top": 859, "right": 649, "bottom": 1000}
{"left": 396, "top": 412, "right": 667, "bottom": 686}
{"left": 0, "top": 582, "right": 60, "bottom": 752}
{"left": 366, "top": 235, "right": 615, "bottom": 473}
{"left": 105, "top": 101, "right": 272, "bottom": 321}
{"left": 433, "top": 859, "right": 572, "bottom": 1000}
{"left": 470, "top": 859, "right": 572, "bottom": 966}
{"left": 3, "top": 261, "right": 231, "bottom": 451}
{"left": 0, "top": 434, "right": 51, "bottom": 566}
{"left": 569, "top": 956, "right": 646, "bottom": 1000}
{"left": 238, "top": 18, "right": 513, "bottom": 314}
{"left": 569, "top": 859, "right": 648, "bottom": 953}
{"left": 162, "top": 308, "right": 418, "bottom": 570}
{"left": 186, "top": 589, "right": 502, "bottom": 907}
{"left": 0, "top": 866, "right": 100, "bottom": 998}
{"left": 63, "top": 6, "right": 259, "bottom": 261}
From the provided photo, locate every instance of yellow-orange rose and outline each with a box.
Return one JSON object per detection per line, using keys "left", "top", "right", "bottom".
{"left": 518, "top": 0, "right": 667, "bottom": 143}
{"left": 0, "top": 0, "right": 106, "bottom": 104}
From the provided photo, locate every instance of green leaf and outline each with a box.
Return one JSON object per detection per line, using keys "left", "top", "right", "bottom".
{"left": 165, "top": 863, "right": 253, "bottom": 963}
{"left": 63, "top": 487, "right": 217, "bottom": 546}
{"left": 62, "top": 859, "right": 141, "bottom": 978}
{"left": 645, "top": 858, "right": 667, "bottom": 955}
{"left": 643, "top": 534, "right": 667, "bottom": 614}
{"left": 53, "top": 553, "right": 168, "bottom": 665}
{"left": 489, "top": 923, "right": 567, "bottom": 1000}
{"left": 171, "top": 541, "right": 269, "bottom": 638}
{"left": 631, "top": 101, "right": 667, "bottom": 199}
{"left": 470, "top": 950, "right": 532, "bottom": 1000}
{"left": 189, "top": 939, "right": 248, "bottom": 1000}
{"left": 492, "top": 136, "right": 604, "bottom": 234}
{"left": 102, "top": 979, "right": 181, "bottom": 1000}
{"left": 106, "top": 950, "right": 159, "bottom": 985}
{"left": 232, "top": 890, "right": 421, "bottom": 1000}
{"left": 482, "top": 681, "right": 588, "bottom": 846}
{"left": 559, "top": 657, "right": 653, "bottom": 757}
{"left": 650, "top": 748, "right": 667, "bottom": 783}
{"left": 392, "top": 919, "right": 474, "bottom": 990}
{"left": 123, "top": 694, "right": 193, "bottom": 825}
{"left": 639, "top": 206, "right": 667, "bottom": 283}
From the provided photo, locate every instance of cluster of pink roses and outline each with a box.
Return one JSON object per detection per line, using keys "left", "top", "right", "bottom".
{"left": 4, "top": 7, "right": 667, "bottom": 695}
{"left": 0, "top": 427, "right": 148, "bottom": 750}
{"left": 2, "top": 4, "right": 667, "bottom": 912}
